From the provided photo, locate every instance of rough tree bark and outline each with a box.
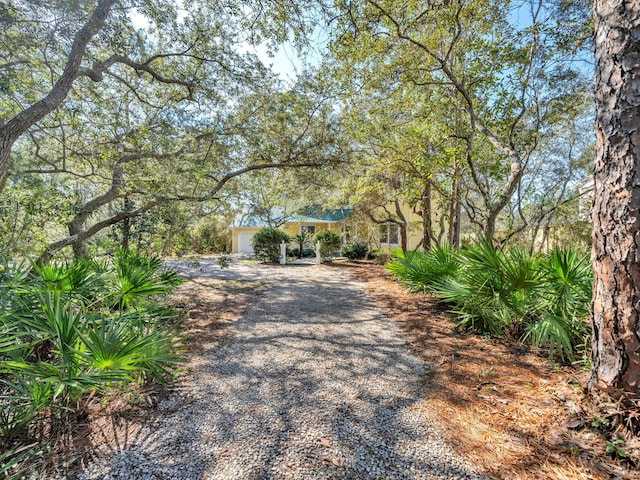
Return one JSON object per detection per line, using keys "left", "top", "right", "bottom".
{"left": 394, "top": 200, "right": 408, "bottom": 253}
{"left": 590, "top": 0, "right": 640, "bottom": 397}
{"left": 120, "top": 197, "right": 133, "bottom": 251}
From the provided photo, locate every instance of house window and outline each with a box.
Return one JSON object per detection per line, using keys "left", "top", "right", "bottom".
{"left": 300, "top": 225, "right": 316, "bottom": 237}
{"left": 379, "top": 223, "right": 400, "bottom": 246}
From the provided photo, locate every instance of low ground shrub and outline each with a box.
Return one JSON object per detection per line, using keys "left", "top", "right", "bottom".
{"left": 387, "top": 245, "right": 460, "bottom": 293}
{"left": 387, "top": 242, "right": 592, "bottom": 361}
{"left": 287, "top": 247, "right": 314, "bottom": 258}
{"left": 340, "top": 242, "right": 368, "bottom": 260}
{"left": 251, "top": 228, "right": 290, "bottom": 263}
{"left": 369, "top": 248, "right": 398, "bottom": 265}
{"left": 0, "top": 251, "right": 184, "bottom": 477}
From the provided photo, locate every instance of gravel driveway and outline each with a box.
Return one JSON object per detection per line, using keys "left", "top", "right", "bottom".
{"left": 79, "top": 257, "right": 487, "bottom": 480}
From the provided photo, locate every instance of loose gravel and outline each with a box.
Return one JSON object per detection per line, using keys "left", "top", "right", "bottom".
{"left": 78, "top": 257, "right": 487, "bottom": 480}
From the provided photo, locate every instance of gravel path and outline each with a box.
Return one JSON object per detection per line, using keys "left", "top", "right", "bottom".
{"left": 79, "top": 258, "right": 487, "bottom": 480}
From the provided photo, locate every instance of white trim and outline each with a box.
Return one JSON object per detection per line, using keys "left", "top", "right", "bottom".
{"left": 379, "top": 223, "right": 400, "bottom": 246}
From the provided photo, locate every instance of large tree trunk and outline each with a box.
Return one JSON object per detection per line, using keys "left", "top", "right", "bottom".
{"left": 394, "top": 200, "right": 408, "bottom": 253}
{"left": 37, "top": 200, "right": 161, "bottom": 265}
{"left": 69, "top": 220, "right": 88, "bottom": 259}
{"left": 121, "top": 197, "right": 133, "bottom": 250}
{"left": 590, "top": 0, "right": 640, "bottom": 397}
{"left": 67, "top": 163, "right": 125, "bottom": 259}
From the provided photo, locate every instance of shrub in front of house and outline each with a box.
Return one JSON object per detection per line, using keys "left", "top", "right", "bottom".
{"left": 369, "top": 249, "right": 395, "bottom": 265}
{"left": 251, "top": 227, "right": 290, "bottom": 262}
{"left": 341, "top": 242, "right": 368, "bottom": 260}
{"left": 286, "top": 247, "right": 315, "bottom": 258}
{"left": 312, "top": 230, "right": 341, "bottom": 261}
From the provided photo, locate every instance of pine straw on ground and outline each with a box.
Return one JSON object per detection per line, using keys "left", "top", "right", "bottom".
{"left": 43, "top": 276, "right": 266, "bottom": 477}
{"left": 329, "top": 261, "right": 639, "bottom": 480}
{"left": 42, "top": 264, "right": 638, "bottom": 479}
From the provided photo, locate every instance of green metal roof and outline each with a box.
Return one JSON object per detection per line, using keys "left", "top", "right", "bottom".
{"left": 233, "top": 206, "right": 350, "bottom": 228}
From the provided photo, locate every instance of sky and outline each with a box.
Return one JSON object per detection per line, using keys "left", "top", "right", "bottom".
{"left": 129, "top": 5, "right": 324, "bottom": 84}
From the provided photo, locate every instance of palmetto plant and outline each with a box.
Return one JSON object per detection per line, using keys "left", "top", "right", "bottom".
{"left": 29, "top": 258, "right": 104, "bottom": 307}
{"left": 82, "top": 312, "right": 184, "bottom": 383}
{"left": 388, "top": 242, "right": 592, "bottom": 361}
{"left": 0, "top": 442, "right": 44, "bottom": 480}
{"left": 0, "top": 250, "right": 184, "bottom": 476}
{"left": 294, "top": 234, "right": 307, "bottom": 259}
{"left": 0, "top": 257, "right": 30, "bottom": 315}
{"left": 387, "top": 245, "right": 461, "bottom": 294}
{"left": 108, "top": 249, "right": 181, "bottom": 311}
{"left": 433, "top": 241, "right": 543, "bottom": 335}
{"left": 523, "top": 248, "right": 592, "bottom": 360}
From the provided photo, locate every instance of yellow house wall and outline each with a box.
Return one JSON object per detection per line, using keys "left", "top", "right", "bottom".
{"left": 232, "top": 223, "right": 341, "bottom": 253}
{"left": 399, "top": 202, "right": 423, "bottom": 250}
{"left": 231, "top": 227, "right": 261, "bottom": 253}
{"left": 282, "top": 222, "right": 336, "bottom": 237}
{"left": 233, "top": 202, "right": 430, "bottom": 254}
{"left": 282, "top": 224, "right": 298, "bottom": 237}
{"left": 372, "top": 203, "right": 424, "bottom": 250}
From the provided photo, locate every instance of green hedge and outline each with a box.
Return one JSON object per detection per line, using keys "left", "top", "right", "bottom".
{"left": 312, "top": 230, "right": 341, "bottom": 261}
{"left": 251, "top": 227, "right": 290, "bottom": 262}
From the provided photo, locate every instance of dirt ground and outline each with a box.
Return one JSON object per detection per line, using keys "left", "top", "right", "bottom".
{"left": 332, "top": 261, "right": 639, "bottom": 480}
{"left": 48, "top": 261, "right": 638, "bottom": 479}
{"left": 46, "top": 275, "right": 267, "bottom": 477}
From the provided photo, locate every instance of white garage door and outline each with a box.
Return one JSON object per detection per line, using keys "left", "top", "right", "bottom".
{"left": 237, "top": 232, "right": 255, "bottom": 253}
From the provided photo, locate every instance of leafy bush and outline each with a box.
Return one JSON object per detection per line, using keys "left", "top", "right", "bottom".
{"left": 108, "top": 249, "right": 181, "bottom": 310}
{"left": 340, "top": 242, "right": 368, "bottom": 260}
{"left": 522, "top": 248, "right": 592, "bottom": 360}
{"left": 251, "top": 227, "right": 290, "bottom": 263}
{"left": 286, "top": 247, "right": 315, "bottom": 258}
{"left": 312, "top": 230, "right": 341, "bottom": 261}
{"left": 387, "top": 241, "right": 592, "bottom": 361}
{"left": 433, "top": 241, "right": 542, "bottom": 335}
{"left": 369, "top": 248, "right": 398, "bottom": 265}
{"left": 0, "top": 251, "right": 184, "bottom": 476}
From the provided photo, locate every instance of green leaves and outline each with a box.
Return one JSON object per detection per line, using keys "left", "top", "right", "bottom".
{"left": 82, "top": 313, "right": 184, "bottom": 383}
{"left": 251, "top": 227, "right": 291, "bottom": 263}
{"left": 0, "top": 249, "right": 184, "bottom": 441}
{"left": 109, "top": 249, "right": 181, "bottom": 310}
{"left": 388, "top": 242, "right": 592, "bottom": 360}
{"left": 312, "top": 230, "right": 341, "bottom": 261}
{"left": 387, "top": 245, "right": 461, "bottom": 294}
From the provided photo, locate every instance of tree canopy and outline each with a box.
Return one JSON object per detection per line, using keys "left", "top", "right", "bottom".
{"left": 0, "top": 0, "right": 349, "bottom": 258}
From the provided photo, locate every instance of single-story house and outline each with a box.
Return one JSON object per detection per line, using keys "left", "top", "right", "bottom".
{"left": 230, "top": 207, "right": 351, "bottom": 253}
{"left": 230, "top": 203, "right": 426, "bottom": 254}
